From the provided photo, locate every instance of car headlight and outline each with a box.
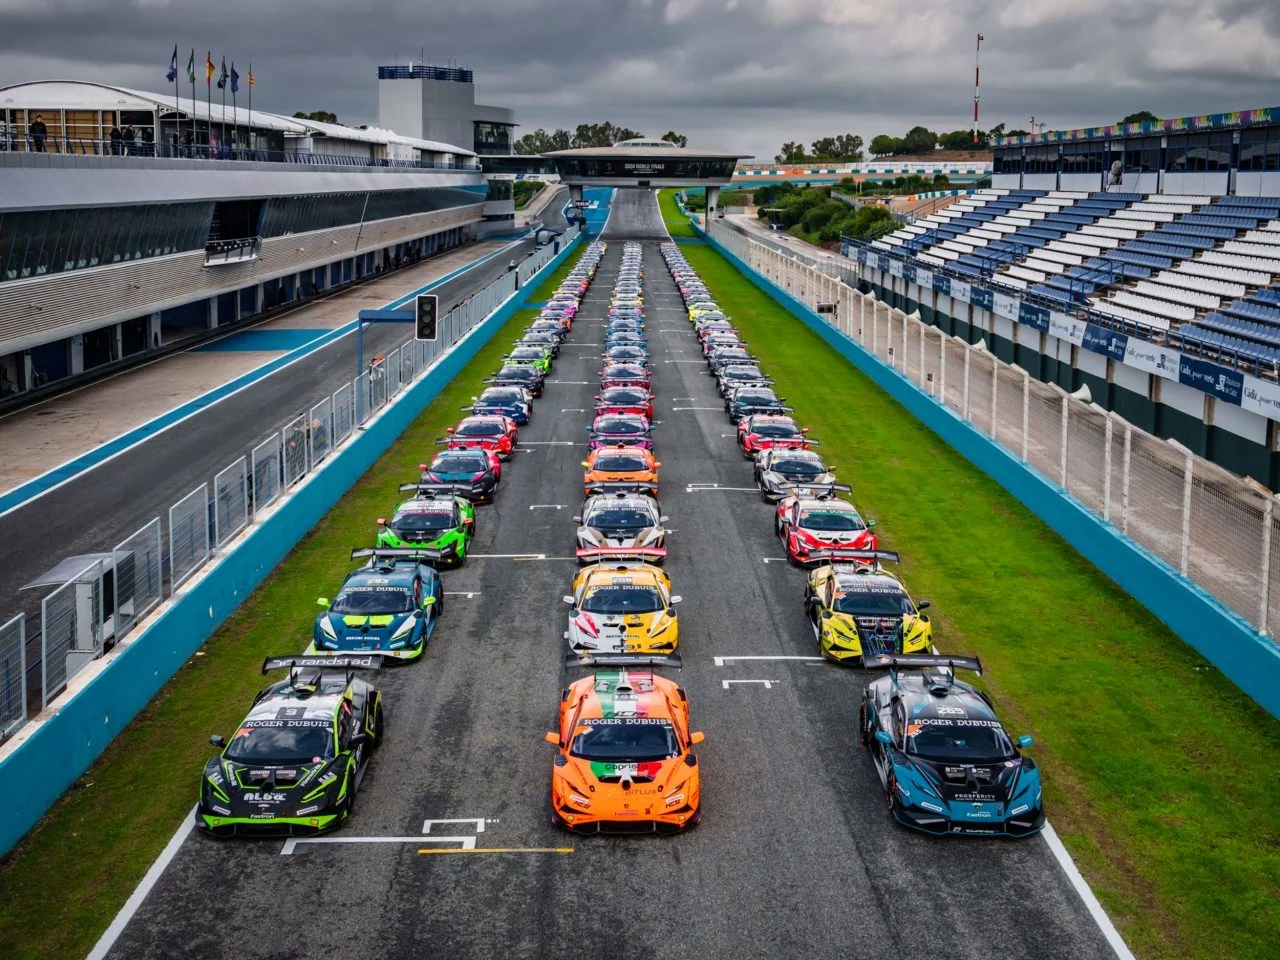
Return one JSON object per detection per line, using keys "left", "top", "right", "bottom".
{"left": 390, "top": 617, "right": 414, "bottom": 641}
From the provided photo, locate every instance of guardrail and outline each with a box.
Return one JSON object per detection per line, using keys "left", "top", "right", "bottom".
{"left": 0, "top": 228, "right": 576, "bottom": 742}
{"left": 706, "top": 217, "right": 1280, "bottom": 717}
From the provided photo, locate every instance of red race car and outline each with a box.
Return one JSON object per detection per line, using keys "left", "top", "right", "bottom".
{"left": 436, "top": 415, "right": 518, "bottom": 461}
{"left": 738, "top": 414, "right": 817, "bottom": 458}
{"left": 595, "top": 386, "right": 655, "bottom": 420}
{"left": 600, "top": 363, "right": 651, "bottom": 390}
{"left": 775, "top": 496, "right": 877, "bottom": 566}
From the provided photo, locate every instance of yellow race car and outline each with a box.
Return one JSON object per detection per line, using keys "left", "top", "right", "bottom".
{"left": 802, "top": 550, "right": 932, "bottom": 662}
{"left": 563, "top": 562, "right": 681, "bottom": 662}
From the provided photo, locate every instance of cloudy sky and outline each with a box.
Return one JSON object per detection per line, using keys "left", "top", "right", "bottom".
{"left": 2, "top": 0, "right": 1279, "bottom": 159}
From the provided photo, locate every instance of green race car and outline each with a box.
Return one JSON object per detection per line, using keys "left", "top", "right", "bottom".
{"left": 376, "top": 491, "right": 474, "bottom": 566}
{"left": 504, "top": 344, "right": 553, "bottom": 374}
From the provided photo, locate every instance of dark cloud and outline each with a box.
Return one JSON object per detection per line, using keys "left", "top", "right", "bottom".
{"left": 1, "top": 0, "right": 1277, "bottom": 161}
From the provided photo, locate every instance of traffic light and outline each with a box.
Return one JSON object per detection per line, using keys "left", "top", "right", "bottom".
{"left": 415, "top": 294, "right": 438, "bottom": 341}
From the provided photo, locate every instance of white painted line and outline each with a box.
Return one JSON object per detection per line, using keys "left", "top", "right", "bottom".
{"left": 560, "top": 408, "right": 587, "bottom": 413}
{"left": 1042, "top": 822, "right": 1136, "bottom": 959}
{"left": 663, "top": 360, "right": 707, "bottom": 363}
{"left": 468, "top": 552, "right": 547, "bottom": 559}
{"left": 545, "top": 380, "right": 591, "bottom": 384}
{"left": 87, "top": 808, "right": 196, "bottom": 960}
{"left": 424, "top": 817, "right": 487, "bottom": 834}
{"left": 722, "top": 679, "right": 780, "bottom": 689}
{"left": 520, "top": 441, "right": 578, "bottom": 446}
{"left": 671, "top": 397, "right": 700, "bottom": 401}
{"left": 444, "top": 590, "right": 481, "bottom": 598}
{"left": 713, "top": 655, "right": 825, "bottom": 666}
{"left": 673, "top": 406, "right": 724, "bottom": 411}
{"left": 761, "top": 558, "right": 791, "bottom": 564}
{"left": 685, "top": 484, "right": 759, "bottom": 493}
{"left": 282, "top": 835, "right": 478, "bottom": 854}
{"left": 529, "top": 504, "right": 567, "bottom": 510}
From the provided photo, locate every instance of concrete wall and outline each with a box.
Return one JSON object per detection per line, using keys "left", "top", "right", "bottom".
{"left": 0, "top": 234, "right": 582, "bottom": 856}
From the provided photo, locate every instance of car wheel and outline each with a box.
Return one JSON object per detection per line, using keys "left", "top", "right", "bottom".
{"left": 885, "top": 769, "right": 903, "bottom": 817}
{"left": 760, "top": 488, "right": 772, "bottom": 503}
{"left": 372, "top": 703, "right": 386, "bottom": 748}
{"left": 858, "top": 702, "right": 869, "bottom": 747}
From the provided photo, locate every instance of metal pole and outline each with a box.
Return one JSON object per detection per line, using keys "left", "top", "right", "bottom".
{"left": 973, "top": 33, "right": 984, "bottom": 144}
{"left": 1103, "top": 414, "right": 1114, "bottom": 518}
{"left": 939, "top": 335, "right": 947, "bottom": 404}
{"left": 1121, "top": 422, "right": 1132, "bottom": 535}
{"left": 1020, "top": 370, "right": 1030, "bottom": 461}
{"left": 963, "top": 345, "right": 971, "bottom": 418}
{"left": 990, "top": 358, "right": 998, "bottom": 437}
{"left": 1179, "top": 450, "right": 1193, "bottom": 576}
{"left": 1261, "top": 496, "right": 1274, "bottom": 633}
{"left": 1059, "top": 394, "right": 1069, "bottom": 488}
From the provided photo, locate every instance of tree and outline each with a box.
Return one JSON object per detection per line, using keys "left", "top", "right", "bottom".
{"left": 662, "top": 130, "right": 688, "bottom": 147}
{"left": 900, "top": 125, "right": 938, "bottom": 155}
{"left": 869, "top": 134, "right": 900, "bottom": 157}
{"left": 514, "top": 128, "right": 573, "bottom": 154}
{"left": 834, "top": 133, "right": 864, "bottom": 161}
{"left": 1005, "top": 128, "right": 1030, "bottom": 137}
{"left": 1121, "top": 110, "right": 1159, "bottom": 125}
{"left": 774, "top": 141, "right": 806, "bottom": 164}
{"left": 293, "top": 110, "right": 338, "bottom": 124}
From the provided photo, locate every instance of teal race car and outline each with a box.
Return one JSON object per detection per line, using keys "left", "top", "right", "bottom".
{"left": 309, "top": 548, "right": 444, "bottom": 661}
{"left": 376, "top": 490, "right": 475, "bottom": 565}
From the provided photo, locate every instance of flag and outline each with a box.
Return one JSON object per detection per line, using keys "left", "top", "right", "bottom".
{"left": 205, "top": 52, "right": 216, "bottom": 86}
{"left": 166, "top": 44, "right": 177, "bottom": 83}
{"left": 230, "top": 63, "right": 240, "bottom": 94}
{"left": 216, "top": 56, "right": 229, "bottom": 89}
{"left": 977, "top": 33, "right": 984, "bottom": 42}
{"left": 247, "top": 66, "right": 255, "bottom": 88}
{"left": 186, "top": 48, "right": 195, "bottom": 84}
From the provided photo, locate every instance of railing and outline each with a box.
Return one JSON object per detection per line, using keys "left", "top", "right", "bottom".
{"left": 711, "top": 218, "right": 1280, "bottom": 643}
{"left": 0, "top": 226, "right": 577, "bottom": 742}
{"left": 204, "top": 236, "right": 261, "bottom": 266}
{"left": 0, "top": 136, "right": 482, "bottom": 171}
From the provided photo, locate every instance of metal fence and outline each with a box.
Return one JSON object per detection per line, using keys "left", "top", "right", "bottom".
{"left": 0, "top": 615, "right": 24, "bottom": 736}
{"left": 0, "top": 226, "right": 580, "bottom": 741}
{"left": 710, "top": 219, "right": 1280, "bottom": 641}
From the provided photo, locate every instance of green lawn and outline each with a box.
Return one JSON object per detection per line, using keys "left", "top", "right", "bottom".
{"left": 679, "top": 245, "right": 1280, "bottom": 960}
{"left": 0, "top": 248, "right": 588, "bottom": 960}
{"left": 657, "top": 189, "right": 697, "bottom": 237}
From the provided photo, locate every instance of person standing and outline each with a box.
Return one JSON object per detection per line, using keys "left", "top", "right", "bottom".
{"left": 109, "top": 123, "right": 122, "bottom": 156}
{"left": 29, "top": 113, "right": 47, "bottom": 152}
{"left": 124, "top": 124, "right": 136, "bottom": 155}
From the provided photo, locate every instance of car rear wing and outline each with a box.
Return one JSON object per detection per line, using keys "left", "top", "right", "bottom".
{"left": 350, "top": 546, "right": 444, "bottom": 564}
{"left": 860, "top": 652, "right": 982, "bottom": 675}
{"left": 398, "top": 481, "right": 476, "bottom": 496}
{"left": 576, "top": 546, "right": 667, "bottom": 563}
{"left": 564, "top": 652, "right": 683, "bottom": 669}
{"left": 774, "top": 481, "right": 851, "bottom": 497}
{"left": 807, "top": 548, "right": 901, "bottom": 565}
{"left": 584, "top": 481, "right": 658, "bottom": 495}
{"left": 262, "top": 652, "right": 397, "bottom": 674}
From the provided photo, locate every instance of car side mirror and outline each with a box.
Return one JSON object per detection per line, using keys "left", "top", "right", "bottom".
{"left": 423, "top": 595, "right": 437, "bottom": 607}
{"left": 317, "top": 597, "right": 329, "bottom": 607}
{"left": 1018, "top": 735, "right": 1035, "bottom": 749}
{"left": 571, "top": 515, "right": 582, "bottom": 523}
{"left": 917, "top": 599, "right": 930, "bottom": 610}
{"left": 376, "top": 518, "right": 386, "bottom": 526}
{"left": 654, "top": 462, "right": 662, "bottom": 469}
{"left": 580, "top": 461, "right": 590, "bottom": 469}
{"left": 801, "top": 427, "right": 810, "bottom": 433}
{"left": 562, "top": 595, "right": 576, "bottom": 604}
{"left": 875, "top": 730, "right": 893, "bottom": 746}
{"left": 690, "top": 731, "right": 706, "bottom": 745}
{"left": 463, "top": 517, "right": 475, "bottom": 527}
{"left": 413, "top": 609, "right": 425, "bottom": 619}
{"left": 446, "top": 427, "right": 455, "bottom": 434}
{"left": 670, "top": 595, "right": 682, "bottom": 604}
{"left": 867, "top": 519, "right": 877, "bottom": 528}
{"left": 544, "top": 732, "right": 560, "bottom": 745}
{"left": 209, "top": 734, "right": 225, "bottom": 748}
{"left": 659, "top": 515, "right": 669, "bottom": 523}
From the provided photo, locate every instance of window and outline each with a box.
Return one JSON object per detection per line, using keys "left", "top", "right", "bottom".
{"left": 1024, "top": 145, "right": 1059, "bottom": 175}
{"left": 993, "top": 147, "right": 1022, "bottom": 175}
{"left": 1168, "top": 131, "right": 1234, "bottom": 172}
{"left": 1062, "top": 141, "right": 1104, "bottom": 174}
{"left": 1239, "top": 126, "right": 1280, "bottom": 172}
{"left": 1122, "top": 137, "right": 1161, "bottom": 173}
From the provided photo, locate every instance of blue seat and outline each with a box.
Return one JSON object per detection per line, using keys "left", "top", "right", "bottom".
{"left": 1161, "top": 221, "right": 1237, "bottom": 240}
{"left": 1104, "top": 249, "right": 1172, "bottom": 270}
{"left": 1251, "top": 287, "right": 1280, "bottom": 305}
{"left": 1143, "top": 230, "right": 1216, "bottom": 251}
{"left": 1123, "top": 239, "right": 1194, "bottom": 259}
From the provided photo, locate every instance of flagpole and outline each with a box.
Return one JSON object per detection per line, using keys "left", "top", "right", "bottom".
{"left": 220, "top": 76, "right": 226, "bottom": 153}
{"left": 190, "top": 56, "right": 196, "bottom": 158}
{"left": 247, "top": 64, "right": 253, "bottom": 155}
{"left": 172, "top": 48, "right": 179, "bottom": 157}
{"left": 206, "top": 54, "right": 212, "bottom": 158}
{"left": 231, "top": 84, "right": 237, "bottom": 155}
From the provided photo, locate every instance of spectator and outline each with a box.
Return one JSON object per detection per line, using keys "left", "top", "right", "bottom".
{"left": 29, "top": 114, "right": 48, "bottom": 152}
{"left": 169, "top": 131, "right": 179, "bottom": 158}
{"left": 182, "top": 129, "right": 194, "bottom": 158}
{"left": 124, "top": 124, "right": 137, "bottom": 155}
{"left": 109, "top": 123, "right": 122, "bottom": 156}
{"left": 141, "top": 127, "right": 154, "bottom": 157}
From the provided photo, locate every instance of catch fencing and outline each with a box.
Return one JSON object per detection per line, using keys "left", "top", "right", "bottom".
{"left": 710, "top": 219, "right": 1280, "bottom": 641}
{"left": 0, "top": 228, "right": 577, "bottom": 741}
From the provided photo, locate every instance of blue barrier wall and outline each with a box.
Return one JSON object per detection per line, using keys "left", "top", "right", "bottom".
{"left": 0, "top": 234, "right": 582, "bottom": 856}
{"left": 696, "top": 223, "right": 1280, "bottom": 719}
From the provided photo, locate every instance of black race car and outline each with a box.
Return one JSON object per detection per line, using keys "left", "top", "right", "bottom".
{"left": 726, "top": 386, "right": 791, "bottom": 423}
{"left": 489, "top": 364, "right": 544, "bottom": 397}
{"left": 198, "top": 654, "right": 387, "bottom": 837}
{"left": 418, "top": 449, "right": 500, "bottom": 503}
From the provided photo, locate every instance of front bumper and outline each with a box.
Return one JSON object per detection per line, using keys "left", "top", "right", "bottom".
{"left": 197, "top": 810, "right": 343, "bottom": 837}
{"left": 551, "top": 804, "right": 699, "bottom": 835}
{"left": 892, "top": 804, "right": 1045, "bottom": 839}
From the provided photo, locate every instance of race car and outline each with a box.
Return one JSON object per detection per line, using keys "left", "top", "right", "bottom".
{"left": 503, "top": 345, "right": 552, "bottom": 374}
{"left": 754, "top": 448, "right": 844, "bottom": 502}
{"left": 197, "top": 654, "right": 387, "bottom": 836}
{"left": 545, "top": 668, "right": 703, "bottom": 833}
{"left": 310, "top": 548, "right": 444, "bottom": 658}
{"left": 488, "top": 364, "right": 544, "bottom": 398}
{"left": 858, "top": 653, "right": 1044, "bottom": 838}
{"left": 525, "top": 319, "right": 569, "bottom": 343}
{"left": 574, "top": 492, "right": 668, "bottom": 559}
{"left": 438, "top": 414, "right": 517, "bottom": 460}
{"left": 588, "top": 413, "right": 654, "bottom": 450}
{"left": 604, "top": 344, "right": 649, "bottom": 367}
{"left": 600, "top": 363, "right": 651, "bottom": 390}
{"left": 726, "top": 386, "right": 791, "bottom": 423}
{"left": 697, "top": 321, "right": 737, "bottom": 343}
{"left": 775, "top": 496, "right": 876, "bottom": 564}
{"left": 702, "top": 333, "right": 746, "bottom": 358}
{"left": 717, "top": 364, "right": 772, "bottom": 397}
{"left": 738, "top": 414, "right": 815, "bottom": 457}
{"left": 464, "top": 385, "right": 532, "bottom": 425}
{"left": 707, "top": 347, "right": 756, "bottom": 375}
{"left": 595, "top": 386, "right": 655, "bottom": 419}
{"left": 376, "top": 491, "right": 474, "bottom": 564}
{"left": 582, "top": 446, "right": 661, "bottom": 498}
{"left": 803, "top": 550, "right": 932, "bottom": 661}
{"left": 416, "top": 448, "right": 501, "bottom": 502}
{"left": 563, "top": 562, "right": 681, "bottom": 658}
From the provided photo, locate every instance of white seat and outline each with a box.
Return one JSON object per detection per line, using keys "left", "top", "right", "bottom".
{"left": 1108, "top": 291, "right": 1195, "bottom": 321}
{"left": 1089, "top": 300, "right": 1171, "bottom": 331}
{"left": 879, "top": 235, "right": 904, "bottom": 247}
{"left": 940, "top": 240, "right": 974, "bottom": 254}
{"left": 1133, "top": 280, "right": 1218, "bottom": 310}
{"left": 1200, "top": 250, "right": 1280, "bottom": 274}
{"left": 994, "top": 215, "right": 1029, "bottom": 228}
{"left": 1223, "top": 240, "right": 1280, "bottom": 260}
{"left": 1049, "top": 240, "right": 1102, "bottom": 257}
{"left": 1080, "top": 225, "right": 1138, "bottom": 241}
{"left": 918, "top": 253, "right": 947, "bottom": 266}
{"left": 969, "top": 228, "right": 1003, "bottom": 242}
{"left": 1035, "top": 248, "right": 1083, "bottom": 266}
{"left": 1148, "top": 194, "right": 1211, "bottom": 206}
{"left": 993, "top": 274, "right": 1027, "bottom": 290}
{"left": 1024, "top": 256, "right": 1066, "bottom": 274}
{"left": 1048, "top": 191, "right": 1091, "bottom": 199}
{"left": 1177, "top": 260, "right": 1270, "bottom": 286}
{"left": 932, "top": 247, "right": 960, "bottom": 261}
{"left": 1006, "top": 265, "right": 1046, "bottom": 283}
{"left": 1156, "top": 270, "right": 1245, "bottom": 298}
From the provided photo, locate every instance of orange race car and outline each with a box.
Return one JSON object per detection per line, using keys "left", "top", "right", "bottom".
{"left": 544, "top": 668, "right": 704, "bottom": 834}
{"left": 581, "top": 445, "right": 661, "bottom": 497}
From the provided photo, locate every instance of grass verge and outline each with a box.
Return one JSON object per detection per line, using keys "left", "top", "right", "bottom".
{"left": 0, "top": 248, "right": 587, "bottom": 960}
{"left": 679, "top": 244, "right": 1280, "bottom": 960}
{"left": 658, "top": 189, "right": 697, "bottom": 237}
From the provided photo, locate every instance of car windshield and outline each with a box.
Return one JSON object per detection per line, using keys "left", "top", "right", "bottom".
{"left": 772, "top": 458, "right": 822, "bottom": 476}
{"left": 225, "top": 721, "right": 334, "bottom": 764}
{"left": 738, "top": 391, "right": 776, "bottom": 404}
{"left": 510, "top": 349, "right": 541, "bottom": 359}
{"left": 431, "top": 454, "right": 487, "bottom": 472}
{"left": 800, "top": 509, "right": 863, "bottom": 531}
{"left": 497, "top": 367, "right": 535, "bottom": 379}
{"left": 581, "top": 584, "right": 663, "bottom": 614}
{"left": 597, "top": 419, "right": 643, "bottom": 434}
{"left": 603, "top": 390, "right": 645, "bottom": 403}
{"left": 595, "top": 455, "right": 648, "bottom": 471}
{"left": 455, "top": 421, "right": 502, "bottom": 437}
{"left": 331, "top": 587, "right": 414, "bottom": 614}
{"left": 391, "top": 509, "right": 453, "bottom": 533}
{"left": 482, "top": 390, "right": 522, "bottom": 403}
{"left": 586, "top": 507, "right": 652, "bottom": 528}
{"left": 905, "top": 719, "right": 1016, "bottom": 762}
{"left": 726, "top": 368, "right": 763, "bottom": 379}
{"left": 569, "top": 719, "right": 679, "bottom": 762}
{"left": 833, "top": 592, "right": 911, "bottom": 616}
{"left": 754, "top": 422, "right": 800, "bottom": 437}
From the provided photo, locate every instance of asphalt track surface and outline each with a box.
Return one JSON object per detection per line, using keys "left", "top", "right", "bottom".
{"left": 104, "top": 190, "right": 1112, "bottom": 960}
{"left": 0, "top": 194, "right": 568, "bottom": 629}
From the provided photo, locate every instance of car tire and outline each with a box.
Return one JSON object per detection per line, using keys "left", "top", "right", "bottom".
{"left": 372, "top": 703, "right": 386, "bottom": 749}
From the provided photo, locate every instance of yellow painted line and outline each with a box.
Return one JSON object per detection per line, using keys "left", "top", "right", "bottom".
{"left": 417, "top": 846, "right": 575, "bottom": 855}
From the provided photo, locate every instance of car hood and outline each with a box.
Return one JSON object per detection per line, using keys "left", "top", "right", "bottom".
{"left": 577, "top": 524, "right": 663, "bottom": 548}
{"left": 204, "top": 755, "right": 345, "bottom": 820}
{"left": 895, "top": 752, "right": 1040, "bottom": 819}
{"left": 566, "top": 608, "right": 676, "bottom": 654}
